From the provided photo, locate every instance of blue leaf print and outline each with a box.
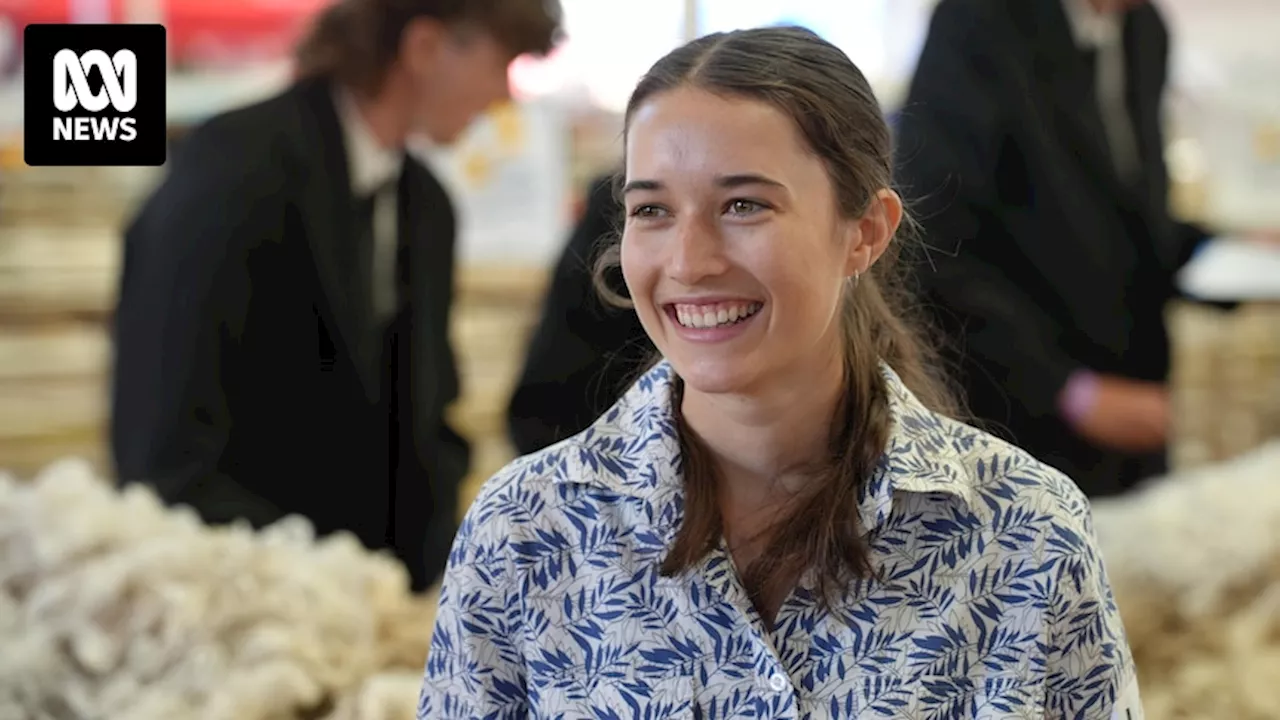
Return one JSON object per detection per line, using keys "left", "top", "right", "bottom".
{"left": 418, "top": 361, "right": 1139, "bottom": 720}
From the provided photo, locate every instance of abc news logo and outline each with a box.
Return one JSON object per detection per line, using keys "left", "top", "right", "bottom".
{"left": 24, "top": 24, "right": 166, "bottom": 166}
{"left": 53, "top": 48, "right": 139, "bottom": 142}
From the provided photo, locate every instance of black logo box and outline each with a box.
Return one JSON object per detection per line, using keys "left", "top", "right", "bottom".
{"left": 24, "top": 24, "right": 167, "bottom": 167}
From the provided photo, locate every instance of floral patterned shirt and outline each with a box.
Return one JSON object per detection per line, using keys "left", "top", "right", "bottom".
{"left": 418, "top": 361, "right": 1141, "bottom": 719}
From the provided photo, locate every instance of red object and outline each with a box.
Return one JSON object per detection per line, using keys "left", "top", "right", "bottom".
{"left": 0, "top": 0, "right": 125, "bottom": 25}
{"left": 0, "top": 0, "right": 327, "bottom": 69}
{"left": 0, "top": 0, "right": 108, "bottom": 76}
{"left": 163, "top": 0, "right": 327, "bottom": 67}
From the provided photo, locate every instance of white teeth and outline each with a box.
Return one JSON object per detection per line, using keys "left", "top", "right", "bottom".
{"left": 672, "top": 301, "right": 761, "bottom": 329}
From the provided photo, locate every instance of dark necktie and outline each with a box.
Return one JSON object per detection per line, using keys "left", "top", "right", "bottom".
{"left": 353, "top": 190, "right": 377, "bottom": 259}
{"left": 1080, "top": 46, "right": 1098, "bottom": 85}
{"left": 1076, "top": 46, "right": 1118, "bottom": 166}
{"left": 350, "top": 190, "right": 380, "bottom": 376}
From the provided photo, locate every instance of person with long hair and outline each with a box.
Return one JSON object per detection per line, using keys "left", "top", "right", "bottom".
{"left": 111, "top": 0, "right": 560, "bottom": 592}
{"left": 419, "top": 26, "right": 1140, "bottom": 718}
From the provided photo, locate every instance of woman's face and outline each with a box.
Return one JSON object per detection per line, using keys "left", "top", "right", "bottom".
{"left": 621, "top": 87, "right": 880, "bottom": 397}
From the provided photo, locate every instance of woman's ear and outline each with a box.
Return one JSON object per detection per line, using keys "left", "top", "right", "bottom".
{"left": 844, "top": 188, "right": 903, "bottom": 277}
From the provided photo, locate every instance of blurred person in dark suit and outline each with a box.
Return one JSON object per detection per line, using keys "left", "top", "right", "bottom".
{"left": 111, "top": 0, "right": 561, "bottom": 591}
{"left": 895, "top": 0, "right": 1203, "bottom": 496}
{"left": 506, "top": 172, "right": 653, "bottom": 454}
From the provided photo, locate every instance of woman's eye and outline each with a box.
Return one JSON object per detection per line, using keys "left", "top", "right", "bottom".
{"left": 629, "top": 204, "right": 666, "bottom": 218}
{"left": 726, "top": 199, "right": 765, "bottom": 215}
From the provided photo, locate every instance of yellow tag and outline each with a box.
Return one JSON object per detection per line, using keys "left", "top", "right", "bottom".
{"left": 491, "top": 102, "right": 524, "bottom": 153}
{"left": 461, "top": 151, "right": 492, "bottom": 189}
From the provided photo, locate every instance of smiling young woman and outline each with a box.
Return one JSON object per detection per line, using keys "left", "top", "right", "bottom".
{"left": 419, "top": 25, "right": 1143, "bottom": 720}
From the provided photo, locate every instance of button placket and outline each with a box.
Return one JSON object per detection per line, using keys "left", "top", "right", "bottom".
{"left": 702, "top": 539, "right": 801, "bottom": 708}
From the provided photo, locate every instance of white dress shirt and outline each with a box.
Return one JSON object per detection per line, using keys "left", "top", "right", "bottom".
{"left": 1062, "top": 0, "right": 1142, "bottom": 181}
{"left": 334, "top": 88, "right": 403, "bottom": 324}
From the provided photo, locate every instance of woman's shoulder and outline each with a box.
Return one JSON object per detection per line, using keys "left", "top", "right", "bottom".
{"left": 955, "top": 416, "right": 1085, "bottom": 491}
{"left": 464, "top": 438, "right": 585, "bottom": 523}
{"left": 931, "top": 413, "right": 1098, "bottom": 538}
{"left": 888, "top": 401, "right": 1095, "bottom": 538}
{"left": 461, "top": 379, "right": 681, "bottom": 545}
{"left": 884, "top": 411, "right": 1104, "bottom": 603}
{"left": 883, "top": 367, "right": 1093, "bottom": 527}
{"left": 478, "top": 435, "right": 584, "bottom": 492}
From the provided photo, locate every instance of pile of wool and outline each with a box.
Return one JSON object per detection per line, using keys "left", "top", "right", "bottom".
{"left": 1092, "top": 441, "right": 1280, "bottom": 720}
{"left": 8, "top": 442, "right": 1280, "bottom": 720}
{"left": 0, "top": 458, "right": 437, "bottom": 720}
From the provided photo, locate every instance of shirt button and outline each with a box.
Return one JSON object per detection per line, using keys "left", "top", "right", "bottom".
{"left": 768, "top": 672, "right": 790, "bottom": 693}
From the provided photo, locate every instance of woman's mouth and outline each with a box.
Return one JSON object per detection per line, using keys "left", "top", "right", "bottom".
{"left": 669, "top": 301, "right": 763, "bottom": 329}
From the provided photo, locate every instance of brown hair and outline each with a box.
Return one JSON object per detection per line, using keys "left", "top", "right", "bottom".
{"left": 593, "top": 26, "right": 962, "bottom": 612}
{"left": 294, "top": 0, "right": 562, "bottom": 94}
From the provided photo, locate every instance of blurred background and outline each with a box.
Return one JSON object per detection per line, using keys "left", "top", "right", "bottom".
{"left": 0, "top": 1, "right": 1278, "bottom": 719}
{"left": 3, "top": 0, "right": 1278, "bottom": 504}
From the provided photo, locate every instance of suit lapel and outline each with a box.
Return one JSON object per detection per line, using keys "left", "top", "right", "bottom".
{"left": 400, "top": 158, "right": 459, "bottom": 449}
{"left": 1033, "top": 0, "right": 1131, "bottom": 199}
{"left": 291, "top": 77, "right": 381, "bottom": 400}
{"left": 1043, "top": 3, "right": 1180, "bottom": 272}
{"left": 1121, "top": 5, "right": 1183, "bottom": 271}
{"left": 407, "top": 160, "right": 453, "bottom": 430}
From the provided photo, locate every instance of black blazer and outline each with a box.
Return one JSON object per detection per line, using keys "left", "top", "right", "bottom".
{"left": 507, "top": 173, "right": 653, "bottom": 455}
{"left": 896, "top": 0, "right": 1207, "bottom": 496}
{"left": 111, "top": 76, "right": 469, "bottom": 590}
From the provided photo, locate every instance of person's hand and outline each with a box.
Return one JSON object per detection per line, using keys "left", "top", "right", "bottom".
{"left": 1065, "top": 374, "right": 1169, "bottom": 454}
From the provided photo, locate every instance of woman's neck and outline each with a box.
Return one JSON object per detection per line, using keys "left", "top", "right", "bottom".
{"left": 680, "top": 347, "right": 847, "bottom": 493}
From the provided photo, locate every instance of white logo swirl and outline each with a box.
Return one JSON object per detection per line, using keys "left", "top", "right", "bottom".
{"left": 52, "top": 48, "right": 137, "bottom": 113}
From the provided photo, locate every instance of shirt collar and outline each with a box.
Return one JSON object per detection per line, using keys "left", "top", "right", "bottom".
{"left": 562, "top": 359, "right": 976, "bottom": 533}
{"left": 1063, "top": 0, "right": 1122, "bottom": 49}
{"left": 333, "top": 87, "right": 403, "bottom": 196}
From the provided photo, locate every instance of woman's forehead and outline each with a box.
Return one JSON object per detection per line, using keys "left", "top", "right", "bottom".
{"left": 624, "top": 88, "right": 817, "bottom": 186}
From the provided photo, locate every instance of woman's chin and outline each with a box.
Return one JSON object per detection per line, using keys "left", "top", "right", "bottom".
{"left": 669, "top": 356, "right": 757, "bottom": 396}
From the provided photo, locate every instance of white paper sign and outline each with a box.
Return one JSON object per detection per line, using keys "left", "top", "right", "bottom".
{"left": 411, "top": 98, "right": 570, "bottom": 267}
{"left": 1196, "top": 69, "right": 1280, "bottom": 230}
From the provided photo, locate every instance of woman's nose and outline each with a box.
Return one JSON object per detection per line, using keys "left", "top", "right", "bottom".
{"left": 667, "top": 219, "right": 729, "bottom": 284}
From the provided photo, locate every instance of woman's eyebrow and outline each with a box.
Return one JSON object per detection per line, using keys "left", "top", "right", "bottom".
{"left": 621, "top": 173, "right": 786, "bottom": 195}
{"left": 715, "top": 173, "right": 785, "bottom": 190}
{"left": 622, "top": 179, "right": 662, "bottom": 195}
